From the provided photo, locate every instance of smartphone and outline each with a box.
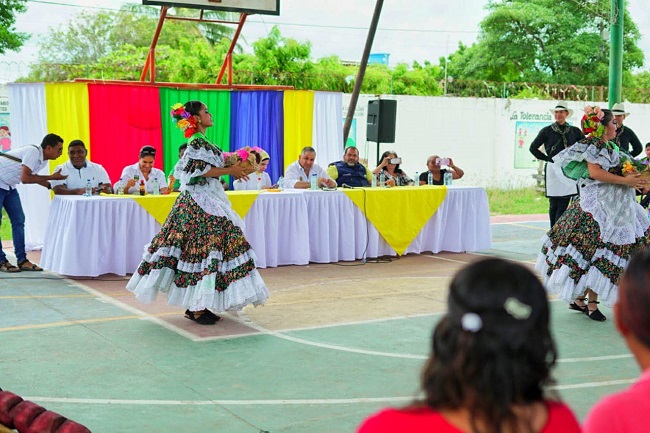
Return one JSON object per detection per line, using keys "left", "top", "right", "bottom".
{"left": 436, "top": 157, "right": 450, "bottom": 166}
{"left": 389, "top": 157, "right": 402, "bottom": 164}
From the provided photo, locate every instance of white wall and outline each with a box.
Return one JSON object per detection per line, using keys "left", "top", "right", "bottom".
{"left": 343, "top": 95, "right": 650, "bottom": 189}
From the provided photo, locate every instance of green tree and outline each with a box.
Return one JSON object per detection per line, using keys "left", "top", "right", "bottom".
{"left": 0, "top": 0, "right": 29, "bottom": 55}
{"left": 451, "top": 0, "right": 643, "bottom": 85}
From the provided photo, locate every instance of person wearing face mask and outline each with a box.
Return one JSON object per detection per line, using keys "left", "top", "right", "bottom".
{"left": 233, "top": 148, "right": 273, "bottom": 190}
{"left": 537, "top": 106, "right": 650, "bottom": 322}
{"left": 327, "top": 146, "right": 373, "bottom": 187}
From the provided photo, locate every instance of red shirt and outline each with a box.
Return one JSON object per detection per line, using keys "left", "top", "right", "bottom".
{"left": 357, "top": 401, "right": 581, "bottom": 433}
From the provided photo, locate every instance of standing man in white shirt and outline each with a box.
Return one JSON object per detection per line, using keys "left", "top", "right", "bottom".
{"left": 0, "top": 133, "right": 67, "bottom": 272}
{"left": 50, "top": 139, "right": 113, "bottom": 195}
{"left": 284, "top": 146, "right": 336, "bottom": 189}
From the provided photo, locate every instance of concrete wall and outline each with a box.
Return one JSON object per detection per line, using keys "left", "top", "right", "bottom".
{"left": 343, "top": 95, "right": 650, "bottom": 189}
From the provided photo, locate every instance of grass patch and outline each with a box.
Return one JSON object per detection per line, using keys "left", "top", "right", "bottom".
{"left": 0, "top": 209, "right": 10, "bottom": 241}
{"left": 487, "top": 187, "right": 548, "bottom": 215}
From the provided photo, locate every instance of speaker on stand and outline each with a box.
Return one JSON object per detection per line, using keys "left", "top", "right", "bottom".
{"left": 366, "top": 99, "right": 397, "bottom": 165}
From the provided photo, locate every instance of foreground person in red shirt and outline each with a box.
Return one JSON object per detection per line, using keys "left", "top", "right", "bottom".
{"left": 357, "top": 258, "right": 581, "bottom": 433}
{"left": 583, "top": 248, "right": 650, "bottom": 433}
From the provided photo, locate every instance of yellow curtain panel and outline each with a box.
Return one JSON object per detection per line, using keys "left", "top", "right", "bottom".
{"left": 45, "top": 83, "right": 90, "bottom": 171}
{"left": 283, "top": 90, "right": 314, "bottom": 170}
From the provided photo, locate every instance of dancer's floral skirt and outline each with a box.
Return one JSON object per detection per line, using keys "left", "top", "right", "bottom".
{"left": 127, "top": 191, "right": 269, "bottom": 312}
{"left": 536, "top": 198, "right": 650, "bottom": 306}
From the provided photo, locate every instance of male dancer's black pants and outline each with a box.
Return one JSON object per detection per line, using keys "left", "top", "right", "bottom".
{"left": 549, "top": 196, "right": 572, "bottom": 227}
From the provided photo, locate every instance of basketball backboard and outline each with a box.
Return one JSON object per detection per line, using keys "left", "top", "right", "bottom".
{"left": 142, "top": 0, "right": 280, "bottom": 15}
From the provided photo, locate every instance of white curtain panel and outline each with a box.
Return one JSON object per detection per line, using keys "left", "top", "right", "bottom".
{"left": 312, "top": 91, "right": 343, "bottom": 167}
{"left": 7, "top": 83, "right": 50, "bottom": 251}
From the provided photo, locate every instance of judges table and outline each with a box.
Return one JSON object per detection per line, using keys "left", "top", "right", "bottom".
{"left": 40, "top": 186, "right": 491, "bottom": 277}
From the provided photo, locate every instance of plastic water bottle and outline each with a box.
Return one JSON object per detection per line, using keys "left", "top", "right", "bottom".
{"left": 379, "top": 172, "right": 386, "bottom": 187}
{"left": 152, "top": 178, "right": 160, "bottom": 195}
{"left": 310, "top": 172, "right": 318, "bottom": 190}
{"left": 414, "top": 171, "right": 419, "bottom": 186}
{"left": 117, "top": 178, "right": 124, "bottom": 195}
{"left": 428, "top": 172, "right": 434, "bottom": 185}
{"left": 256, "top": 176, "right": 262, "bottom": 190}
{"left": 277, "top": 176, "right": 284, "bottom": 190}
{"left": 444, "top": 171, "right": 453, "bottom": 186}
{"left": 371, "top": 174, "right": 377, "bottom": 188}
{"left": 84, "top": 179, "right": 92, "bottom": 197}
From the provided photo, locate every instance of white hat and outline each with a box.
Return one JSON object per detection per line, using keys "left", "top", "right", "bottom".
{"left": 611, "top": 102, "right": 630, "bottom": 116}
{"left": 549, "top": 101, "right": 573, "bottom": 117}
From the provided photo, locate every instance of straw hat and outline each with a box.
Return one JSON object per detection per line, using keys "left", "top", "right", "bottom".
{"left": 611, "top": 102, "right": 630, "bottom": 116}
{"left": 549, "top": 101, "right": 573, "bottom": 117}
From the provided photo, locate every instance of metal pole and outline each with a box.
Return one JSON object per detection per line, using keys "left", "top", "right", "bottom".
{"left": 607, "top": 0, "right": 624, "bottom": 107}
{"left": 342, "top": 0, "right": 384, "bottom": 147}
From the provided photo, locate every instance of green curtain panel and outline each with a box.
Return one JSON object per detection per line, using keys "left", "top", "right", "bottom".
{"left": 159, "top": 88, "right": 231, "bottom": 173}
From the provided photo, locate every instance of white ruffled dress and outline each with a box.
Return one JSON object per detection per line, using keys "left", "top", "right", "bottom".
{"left": 126, "top": 133, "right": 269, "bottom": 312}
{"left": 536, "top": 137, "right": 650, "bottom": 306}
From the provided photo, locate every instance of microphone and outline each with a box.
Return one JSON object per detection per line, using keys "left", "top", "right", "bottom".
{"left": 342, "top": 183, "right": 354, "bottom": 189}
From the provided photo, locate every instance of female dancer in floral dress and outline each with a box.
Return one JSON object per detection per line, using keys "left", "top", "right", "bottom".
{"left": 127, "top": 101, "right": 269, "bottom": 325}
{"left": 536, "top": 106, "right": 650, "bottom": 321}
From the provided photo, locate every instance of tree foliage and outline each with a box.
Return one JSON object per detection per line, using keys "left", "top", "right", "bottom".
{"left": 0, "top": 0, "right": 29, "bottom": 55}
{"left": 450, "top": 0, "right": 643, "bottom": 86}
{"left": 16, "top": 0, "right": 650, "bottom": 101}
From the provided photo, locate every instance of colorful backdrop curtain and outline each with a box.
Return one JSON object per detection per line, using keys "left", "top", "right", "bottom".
{"left": 7, "top": 83, "right": 49, "bottom": 250}
{"left": 6, "top": 83, "right": 343, "bottom": 250}
{"left": 230, "top": 90, "right": 284, "bottom": 184}
{"left": 283, "top": 90, "right": 314, "bottom": 169}
{"left": 45, "top": 83, "right": 90, "bottom": 171}
{"left": 159, "top": 88, "right": 231, "bottom": 176}
{"left": 313, "top": 91, "right": 343, "bottom": 169}
{"left": 89, "top": 84, "right": 163, "bottom": 183}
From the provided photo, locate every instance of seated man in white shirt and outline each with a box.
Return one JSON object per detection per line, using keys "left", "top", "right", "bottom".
{"left": 284, "top": 146, "right": 336, "bottom": 189}
{"left": 50, "top": 139, "right": 113, "bottom": 195}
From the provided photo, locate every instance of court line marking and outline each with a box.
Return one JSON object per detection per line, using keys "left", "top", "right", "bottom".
{"left": 24, "top": 378, "right": 638, "bottom": 406}
{"left": 4, "top": 279, "right": 629, "bottom": 365}
{"left": 229, "top": 314, "right": 631, "bottom": 364}
{"left": 0, "top": 294, "right": 94, "bottom": 300}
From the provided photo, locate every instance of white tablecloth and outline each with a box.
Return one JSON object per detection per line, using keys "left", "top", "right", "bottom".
{"left": 40, "top": 187, "right": 491, "bottom": 277}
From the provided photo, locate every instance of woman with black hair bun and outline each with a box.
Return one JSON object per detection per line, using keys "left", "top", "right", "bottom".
{"left": 536, "top": 106, "right": 650, "bottom": 322}
{"left": 127, "top": 100, "right": 269, "bottom": 325}
{"left": 357, "top": 258, "right": 581, "bottom": 433}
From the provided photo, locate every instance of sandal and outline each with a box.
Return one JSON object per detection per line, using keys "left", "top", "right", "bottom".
{"left": 17, "top": 260, "right": 43, "bottom": 272}
{"left": 184, "top": 309, "right": 217, "bottom": 325}
{"left": 569, "top": 297, "right": 587, "bottom": 313}
{"left": 586, "top": 301, "right": 606, "bottom": 322}
{"left": 0, "top": 260, "right": 21, "bottom": 273}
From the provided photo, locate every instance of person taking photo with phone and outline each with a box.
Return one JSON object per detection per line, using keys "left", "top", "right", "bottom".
{"left": 417, "top": 155, "right": 465, "bottom": 185}
{"left": 373, "top": 150, "right": 414, "bottom": 186}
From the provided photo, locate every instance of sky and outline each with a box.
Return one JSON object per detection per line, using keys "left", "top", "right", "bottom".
{"left": 1, "top": 0, "right": 650, "bottom": 83}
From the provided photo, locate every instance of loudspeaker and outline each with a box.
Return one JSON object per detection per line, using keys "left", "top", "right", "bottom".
{"left": 366, "top": 99, "right": 397, "bottom": 143}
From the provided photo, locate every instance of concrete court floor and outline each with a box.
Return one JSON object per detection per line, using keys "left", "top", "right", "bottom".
{"left": 0, "top": 214, "right": 640, "bottom": 433}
